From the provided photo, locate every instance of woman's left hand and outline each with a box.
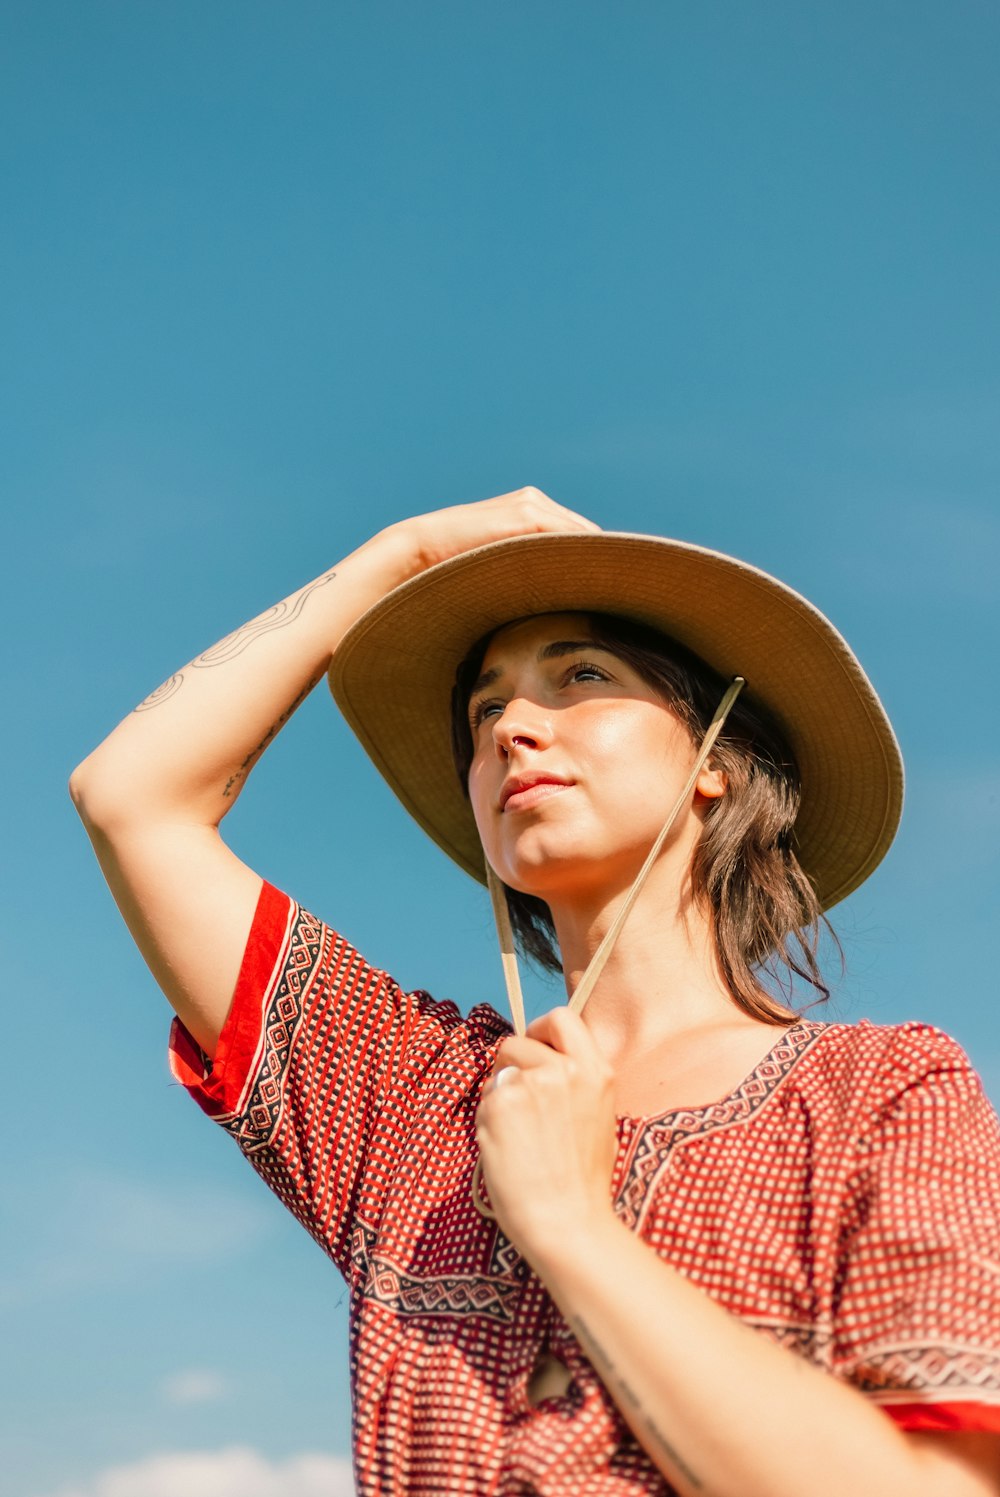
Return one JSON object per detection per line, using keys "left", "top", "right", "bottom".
{"left": 475, "top": 1006, "right": 619, "bottom": 1264}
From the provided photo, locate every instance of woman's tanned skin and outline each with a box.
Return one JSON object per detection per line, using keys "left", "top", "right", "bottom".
{"left": 71, "top": 488, "right": 1000, "bottom": 1497}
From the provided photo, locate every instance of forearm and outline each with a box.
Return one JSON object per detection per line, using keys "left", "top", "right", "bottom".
{"left": 533, "top": 1211, "right": 979, "bottom": 1497}
{"left": 70, "top": 522, "right": 420, "bottom": 829}
{"left": 71, "top": 488, "right": 600, "bottom": 831}
{"left": 67, "top": 488, "right": 600, "bottom": 1053}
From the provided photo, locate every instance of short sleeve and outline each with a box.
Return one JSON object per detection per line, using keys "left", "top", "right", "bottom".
{"left": 834, "top": 1023, "right": 1000, "bottom": 1432}
{"left": 168, "top": 880, "right": 505, "bottom": 1279}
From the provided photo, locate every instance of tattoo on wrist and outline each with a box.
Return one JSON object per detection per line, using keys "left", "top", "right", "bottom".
{"left": 134, "top": 673, "right": 185, "bottom": 712}
{"left": 193, "top": 570, "right": 338, "bottom": 669}
{"left": 570, "top": 1315, "right": 702, "bottom": 1489}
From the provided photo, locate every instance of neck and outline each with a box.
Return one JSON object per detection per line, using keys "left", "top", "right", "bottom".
{"left": 548, "top": 860, "right": 748, "bottom": 1060}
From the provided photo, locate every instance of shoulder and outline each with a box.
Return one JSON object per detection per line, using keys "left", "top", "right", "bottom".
{"left": 792, "top": 1017, "right": 998, "bottom": 1160}
{"left": 796, "top": 1016, "right": 982, "bottom": 1086}
{"left": 775, "top": 1018, "right": 994, "bottom": 1135}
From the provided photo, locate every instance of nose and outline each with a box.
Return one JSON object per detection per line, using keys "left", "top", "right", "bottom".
{"left": 492, "top": 699, "right": 554, "bottom": 759}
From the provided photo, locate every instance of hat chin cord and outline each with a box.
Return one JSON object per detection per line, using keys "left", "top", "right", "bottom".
{"left": 471, "top": 676, "right": 746, "bottom": 1221}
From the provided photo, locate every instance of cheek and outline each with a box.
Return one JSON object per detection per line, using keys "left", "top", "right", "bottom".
{"left": 585, "top": 705, "right": 681, "bottom": 776}
{"left": 466, "top": 761, "right": 493, "bottom": 839}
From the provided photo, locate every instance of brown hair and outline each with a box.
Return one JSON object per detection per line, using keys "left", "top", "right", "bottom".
{"left": 450, "top": 613, "right": 835, "bottom": 1023}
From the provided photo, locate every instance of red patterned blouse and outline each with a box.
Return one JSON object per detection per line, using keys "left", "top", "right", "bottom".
{"left": 170, "top": 881, "right": 1000, "bottom": 1496}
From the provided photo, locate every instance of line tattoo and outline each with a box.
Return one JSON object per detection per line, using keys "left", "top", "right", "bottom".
{"left": 221, "top": 671, "right": 324, "bottom": 798}
{"left": 570, "top": 1315, "right": 703, "bottom": 1490}
{"left": 134, "top": 673, "right": 185, "bottom": 712}
{"left": 193, "top": 570, "right": 338, "bottom": 668}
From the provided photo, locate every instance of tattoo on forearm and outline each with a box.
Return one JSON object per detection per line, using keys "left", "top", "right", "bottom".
{"left": 570, "top": 1315, "right": 703, "bottom": 1490}
{"left": 134, "top": 673, "right": 185, "bottom": 712}
{"left": 131, "top": 571, "right": 338, "bottom": 714}
{"left": 221, "top": 671, "right": 324, "bottom": 798}
{"left": 193, "top": 570, "right": 338, "bottom": 669}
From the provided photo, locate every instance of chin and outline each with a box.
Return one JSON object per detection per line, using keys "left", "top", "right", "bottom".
{"left": 495, "top": 846, "right": 628, "bottom": 903}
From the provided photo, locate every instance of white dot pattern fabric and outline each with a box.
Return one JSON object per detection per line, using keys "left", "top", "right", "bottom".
{"left": 169, "top": 882, "right": 1000, "bottom": 1495}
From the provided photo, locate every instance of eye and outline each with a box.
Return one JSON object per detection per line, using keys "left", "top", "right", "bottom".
{"left": 470, "top": 697, "right": 504, "bottom": 729}
{"left": 565, "top": 660, "right": 610, "bottom": 685}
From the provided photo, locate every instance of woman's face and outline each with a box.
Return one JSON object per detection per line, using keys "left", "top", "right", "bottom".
{"left": 466, "top": 612, "right": 721, "bottom": 903}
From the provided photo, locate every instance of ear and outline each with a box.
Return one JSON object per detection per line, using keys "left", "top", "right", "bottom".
{"left": 695, "top": 763, "right": 727, "bottom": 801}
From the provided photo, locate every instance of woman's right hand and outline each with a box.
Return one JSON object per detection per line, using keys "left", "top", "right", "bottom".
{"left": 390, "top": 487, "right": 602, "bottom": 575}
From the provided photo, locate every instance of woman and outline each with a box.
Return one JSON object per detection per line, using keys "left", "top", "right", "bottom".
{"left": 71, "top": 488, "right": 1000, "bottom": 1496}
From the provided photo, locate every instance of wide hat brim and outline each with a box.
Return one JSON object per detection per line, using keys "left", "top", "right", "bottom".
{"left": 329, "top": 532, "right": 904, "bottom": 910}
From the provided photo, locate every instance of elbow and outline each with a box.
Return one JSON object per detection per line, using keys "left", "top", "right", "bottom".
{"left": 69, "top": 753, "right": 127, "bottom": 833}
{"left": 70, "top": 752, "right": 215, "bottom": 837}
{"left": 68, "top": 756, "right": 103, "bottom": 828}
{"left": 69, "top": 753, "right": 91, "bottom": 808}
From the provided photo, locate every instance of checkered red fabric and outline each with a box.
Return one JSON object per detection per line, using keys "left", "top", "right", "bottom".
{"left": 170, "top": 881, "right": 1000, "bottom": 1495}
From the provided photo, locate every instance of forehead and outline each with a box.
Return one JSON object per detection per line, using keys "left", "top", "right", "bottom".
{"left": 478, "top": 611, "right": 595, "bottom": 667}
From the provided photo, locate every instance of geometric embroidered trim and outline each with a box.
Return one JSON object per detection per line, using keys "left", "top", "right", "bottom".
{"left": 350, "top": 1221, "right": 521, "bottom": 1323}
{"left": 221, "top": 907, "right": 324, "bottom": 1150}
{"left": 852, "top": 1343, "right": 1000, "bottom": 1401}
{"left": 616, "top": 1019, "right": 829, "bottom": 1230}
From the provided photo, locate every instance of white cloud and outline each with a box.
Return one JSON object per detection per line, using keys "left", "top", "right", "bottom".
{"left": 34, "top": 1447, "right": 355, "bottom": 1497}
{"left": 159, "top": 1368, "right": 228, "bottom": 1405}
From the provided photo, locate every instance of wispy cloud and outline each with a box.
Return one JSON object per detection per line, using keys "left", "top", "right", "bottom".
{"left": 818, "top": 489, "right": 1000, "bottom": 607}
{"left": 0, "top": 1170, "right": 274, "bottom": 1312}
{"left": 32, "top": 1447, "right": 355, "bottom": 1497}
{"left": 159, "top": 1368, "right": 229, "bottom": 1405}
{"left": 851, "top": 386, "right": 1000, "bottom": 472}
{"left": 547, "top": 387, "right": 1000, "bottom": 608}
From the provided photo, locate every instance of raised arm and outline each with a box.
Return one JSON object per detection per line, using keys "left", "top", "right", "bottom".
{"left": 69, "top": 488, "right": 598, "bottom": 1056}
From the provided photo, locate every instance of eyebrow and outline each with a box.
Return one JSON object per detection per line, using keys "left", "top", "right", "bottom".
{"left": 469, "top": 639, "right": 605, "bottom": 698}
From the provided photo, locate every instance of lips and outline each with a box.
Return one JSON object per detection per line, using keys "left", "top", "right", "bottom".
{"left": 499, "top": 773, "right": 573, "bottom": 812}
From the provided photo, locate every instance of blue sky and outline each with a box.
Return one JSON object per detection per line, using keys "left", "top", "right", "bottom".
{"left": 4, "top": 3, "right": 999, "bottom": 1494}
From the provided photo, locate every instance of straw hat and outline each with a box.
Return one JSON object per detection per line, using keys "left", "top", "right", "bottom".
{"left": 329, "top": 532, "right": 903, "bottom": 909}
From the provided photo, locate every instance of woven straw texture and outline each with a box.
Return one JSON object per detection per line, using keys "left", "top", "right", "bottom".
{"left": 329, "top": 532, "right": 903, "bottom": 909}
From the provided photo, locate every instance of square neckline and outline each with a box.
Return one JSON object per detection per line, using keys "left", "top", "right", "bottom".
{"left": 613, "top": 1017, "right": 827, "bottom": 1129}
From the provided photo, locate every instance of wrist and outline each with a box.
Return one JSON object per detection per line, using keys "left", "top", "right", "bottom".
{"left": 525, "top": 1202, "right": 626, "bottom": 1288}
{"left": 372, "top": 516, "right": 438, "bottom": 582}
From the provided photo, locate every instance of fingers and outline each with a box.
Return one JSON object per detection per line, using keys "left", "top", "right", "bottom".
{"left": 486, "top": 1035, "right": 552, "bottom": 1089}
{"left": 404, "top": 488, "right": 601, "bottom": 573}
{"left": 494, "top": 1034, "right": 553, "bottom": 1067}
{"left": 491, "top": 1008, "right": 607, "bottom": 1071}
{"left": 475, "top": 1008, "right": 619, "bottom": 1255}
{"left": 483, "top": 1008, "right": 611, "bottom": 1099}
{"left": 486, "top": 487, "right": 602, "bottom": 536}
{"left": 526, "top": 1005, "right": 607, "bottom": 1067}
